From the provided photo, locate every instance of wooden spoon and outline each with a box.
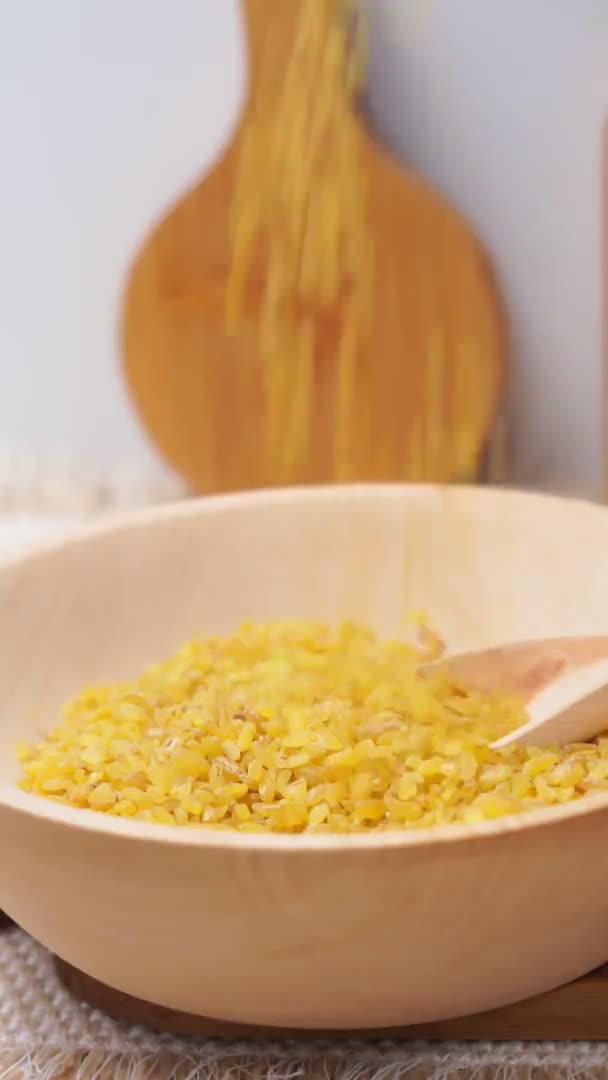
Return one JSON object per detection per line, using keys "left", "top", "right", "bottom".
{"left": 121, "top": 0, "right": 505, "bottom": 494}
{"left": 436, "top": 636, "right": 608, "bottom": 749}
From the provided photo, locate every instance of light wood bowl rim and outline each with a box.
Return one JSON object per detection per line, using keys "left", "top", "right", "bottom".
{"left": 3, "top": 481, "right": 608, "bottom": 854}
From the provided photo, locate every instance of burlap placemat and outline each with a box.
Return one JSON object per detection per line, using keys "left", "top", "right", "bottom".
{"left": 0, "top": 929, "right": 604, "bottom": 1080}
{"left": 0, "top": 444, "right": 186, "bottom": 516}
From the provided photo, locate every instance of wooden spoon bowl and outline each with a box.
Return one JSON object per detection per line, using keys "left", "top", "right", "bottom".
{"left": 1, "top": 485, "right": 608, "bottom": 1030}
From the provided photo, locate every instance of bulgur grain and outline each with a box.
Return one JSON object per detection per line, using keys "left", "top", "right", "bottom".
{"left": 17, "top": 620, "right": 608, "bottom": 832}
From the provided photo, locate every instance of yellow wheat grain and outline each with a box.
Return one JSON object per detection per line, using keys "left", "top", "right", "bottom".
{"left": 18, "top": 619, "right": 608, "bottom": 833}
{"left": 227, "top": 0, "right": 370, "bottom": 482}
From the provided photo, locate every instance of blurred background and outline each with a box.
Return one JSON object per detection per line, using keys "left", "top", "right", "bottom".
{"left": 0, "top": 0, "right": 606, "bottom": 536}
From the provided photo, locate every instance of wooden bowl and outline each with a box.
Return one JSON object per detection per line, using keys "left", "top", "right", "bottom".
{"left": 1, "top": 484, "right": 608, "bottom": 1031}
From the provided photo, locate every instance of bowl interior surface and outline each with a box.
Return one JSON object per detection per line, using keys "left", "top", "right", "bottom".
{"left": 0, "top": 483, "right": 606, "bottom": 792}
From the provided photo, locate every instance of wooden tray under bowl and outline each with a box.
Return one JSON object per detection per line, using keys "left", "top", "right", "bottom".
{"left": 54, "top": 958, "right": 608, "bottom": 1042}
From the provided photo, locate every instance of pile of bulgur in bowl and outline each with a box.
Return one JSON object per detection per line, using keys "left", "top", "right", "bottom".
{"left": 17, "top": 618, "right": 608, "bottom": 833}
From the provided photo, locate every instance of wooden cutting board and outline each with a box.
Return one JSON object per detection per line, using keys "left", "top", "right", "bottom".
{"left": 55, "top": 957, "right": 608, "bottom": 1041}
{"left": 121, "top": 0, "right": 506, "bottom": 495}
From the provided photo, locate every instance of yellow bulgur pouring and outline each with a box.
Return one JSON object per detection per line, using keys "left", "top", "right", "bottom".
{"left": 17, "top": 620, "right": 608, "bottom": 832}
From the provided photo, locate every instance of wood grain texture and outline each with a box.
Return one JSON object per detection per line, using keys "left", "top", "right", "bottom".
{"left": 121, "top": 0, "right": 505, "bottom": 494}
{"left": 54, "top": 957, "right": 608, "bottom": 1042}
{"left": 2, "top": 487, "right": 608, "bottom": 1029}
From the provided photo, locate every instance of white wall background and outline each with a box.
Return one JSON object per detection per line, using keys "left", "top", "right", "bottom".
{"left": 0, "top": 0, "right": 245, "bottom": 498}
{"left": 0, "top": 0, "right": 606, "bottom": 499}
{"left": 368, "top": 0, "right": 608, "bottom": 497}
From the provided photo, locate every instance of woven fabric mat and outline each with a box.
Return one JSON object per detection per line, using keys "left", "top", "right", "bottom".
{"left": 0, "top": 931, "right": 606, "bottom": 1080}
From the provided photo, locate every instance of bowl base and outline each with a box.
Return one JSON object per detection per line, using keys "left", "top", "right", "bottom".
{"left": 53, "top": 957, "right": 608, "bottom": 1041}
